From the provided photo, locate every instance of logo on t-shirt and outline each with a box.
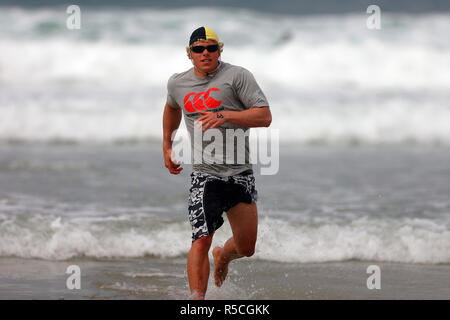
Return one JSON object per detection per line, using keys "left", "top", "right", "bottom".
{"left": 183, "top": 88, "right": 222, "bottom": 113}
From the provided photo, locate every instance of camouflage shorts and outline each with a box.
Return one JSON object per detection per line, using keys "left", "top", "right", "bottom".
{"left": 188, "top": 170, "right": 258, "bottom": 242}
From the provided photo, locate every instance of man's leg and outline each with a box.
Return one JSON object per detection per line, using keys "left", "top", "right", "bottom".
{"left": 212, "top": 202, "right": 258, "bottom": 287}
{"left": 187, "top": 234, "right": 214, "bottom": 299}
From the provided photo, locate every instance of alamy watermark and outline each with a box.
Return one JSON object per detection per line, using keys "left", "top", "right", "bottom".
{"left": 66, "top": 265, "right": 81, "bottom": 290}
{"left": 366, "top": 5, "right": 381, "bottom": 30}
{"left": 366, "top": 265, "right": 381, "bottom": 290}
{"left": 171, "top": 125, "right": 279, "bottom": 175}
{"left": 66, "top": 5, "right": 81, "bottom": 30}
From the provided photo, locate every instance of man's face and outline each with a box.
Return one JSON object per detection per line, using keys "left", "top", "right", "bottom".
{"left": 190, "top": 40, "right": 220, "bottom": 74}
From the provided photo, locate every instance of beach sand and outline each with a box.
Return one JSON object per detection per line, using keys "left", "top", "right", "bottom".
{"left": 1, "top": 256, "right": 449, "bottom": 300}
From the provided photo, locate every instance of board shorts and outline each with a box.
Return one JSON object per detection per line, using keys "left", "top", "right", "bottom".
{"left": 188, "top": 170, "right": 258, "bottom": 242}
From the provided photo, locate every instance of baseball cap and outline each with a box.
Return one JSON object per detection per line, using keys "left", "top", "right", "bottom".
{"left": 189, "top": 26, "right": 219, "bottom": 46}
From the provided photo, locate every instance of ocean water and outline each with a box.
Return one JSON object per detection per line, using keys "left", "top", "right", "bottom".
{"left": 1, "top": 7, "right": 450, "bottom": 144}
{"left": 1, "top": 144, "right": 449, "bottom": 299}
{"left": 0, "top": 6, "right": 450, "bottom": 299}
{"left": 1, "top": 144, "right": 450, "bottom": 264}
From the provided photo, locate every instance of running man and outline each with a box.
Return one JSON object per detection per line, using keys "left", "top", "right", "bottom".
{"left": 162, "top": 26, "right": 271, "bottom": 300}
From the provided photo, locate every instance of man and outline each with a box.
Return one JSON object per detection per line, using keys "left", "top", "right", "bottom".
{"left": 162, "top": 26, "right": 271, "bottom": 300}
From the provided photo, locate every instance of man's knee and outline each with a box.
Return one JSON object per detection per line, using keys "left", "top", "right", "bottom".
{"left": 191, "top": 235, "right": 213, "bottom": 254}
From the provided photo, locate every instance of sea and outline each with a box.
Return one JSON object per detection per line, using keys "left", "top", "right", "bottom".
{"left": 0, "top": 2, "right": 449, "bottom": 299}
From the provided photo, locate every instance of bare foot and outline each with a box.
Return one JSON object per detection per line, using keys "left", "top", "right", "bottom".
{"left": 212, "top": 246, "right": 229, "bottom": 287}
{"left": 189, "top": 290, "right": 205, "bottom": 300}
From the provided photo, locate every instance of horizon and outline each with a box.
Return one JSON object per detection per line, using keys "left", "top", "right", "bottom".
{"left": 1, "top": 0, "right": 450, "bottom": 15}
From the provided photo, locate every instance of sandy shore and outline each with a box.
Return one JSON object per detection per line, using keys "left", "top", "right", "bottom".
{"left": 1, "top": 257, "right": 448, "bottom": 300}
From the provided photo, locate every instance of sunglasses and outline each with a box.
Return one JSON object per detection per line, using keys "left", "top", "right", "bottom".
{"left": 190, "top": 44, "right": 219, "bottom": 54}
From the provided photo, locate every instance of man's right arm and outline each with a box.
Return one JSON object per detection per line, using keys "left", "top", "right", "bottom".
{"left": 163, "top": 102, "right": 183, "bottom": 174}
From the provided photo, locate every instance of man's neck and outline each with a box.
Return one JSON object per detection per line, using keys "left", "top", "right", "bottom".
{"left": 194, "top": 61, "right": 220, "bottom": 78}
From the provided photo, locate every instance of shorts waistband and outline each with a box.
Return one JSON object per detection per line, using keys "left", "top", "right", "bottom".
{"left": 192, "top": 169, "right": 253, "bottom": 178}
{"left": 238, "top": 169, "right": 253, "bottom": 176}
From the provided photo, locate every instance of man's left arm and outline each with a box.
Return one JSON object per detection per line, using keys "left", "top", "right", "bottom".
{"left": 222, "top": 107, "right": 271, "bottom": 128}
{"left": 195, "top": 107, "right": 271, "bottom": 131}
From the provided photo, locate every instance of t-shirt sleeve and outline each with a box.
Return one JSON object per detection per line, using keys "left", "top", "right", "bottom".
{"left": 166, "top": 74, "right": 180, "bottom": 109}
{"left": 233, "top": 67, "right": 269, "bottom": 109}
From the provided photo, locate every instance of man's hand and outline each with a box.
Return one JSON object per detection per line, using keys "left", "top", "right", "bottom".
{"left": 195, "top": 111, "right": 227, "bottom": 131}
{"left": 164, "top": 148, "right": 183, "bottom": 174}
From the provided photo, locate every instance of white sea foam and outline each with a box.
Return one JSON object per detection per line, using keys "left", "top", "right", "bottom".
{"left": 1, "top": 211, "right": 448, "bottom": 264}
{"left": 1, "top": 8, "right": 450, "bottom": 145}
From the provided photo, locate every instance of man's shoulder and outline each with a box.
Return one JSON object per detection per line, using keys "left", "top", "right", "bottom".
{"left": 168, "top": 68, "right": 194, "bottom": 84}
{"left": 221, "top": 62, "right": 249, "bottom": 74}
{"left": 220, "top": 62, "right": 254, "bottom": 82}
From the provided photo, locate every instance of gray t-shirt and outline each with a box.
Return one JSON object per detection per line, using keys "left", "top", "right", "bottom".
{"left": 166, "top": 61, "right": 269, "bottom": 177}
